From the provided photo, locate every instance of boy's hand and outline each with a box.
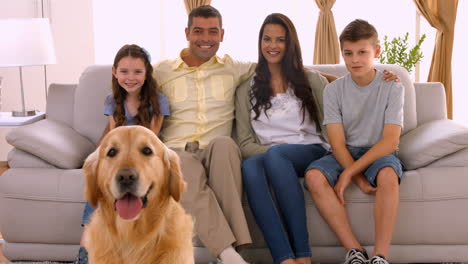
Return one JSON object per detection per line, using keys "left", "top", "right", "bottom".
{"left": 382, "top": 69, "right": 400, "bottom": 82}
{"left": 334, "top": 170, "right": 353, "bottom": 205}
{"left": 354, "top": 174, "right": 377, "bottom": 195}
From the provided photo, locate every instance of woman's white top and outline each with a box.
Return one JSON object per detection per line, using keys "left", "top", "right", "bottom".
{"left": 251, "top": 86, "right": 329, "bottom": 149}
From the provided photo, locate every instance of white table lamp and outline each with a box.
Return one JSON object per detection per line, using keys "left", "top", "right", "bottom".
{"left": 0, "top": 18, "right": 57, "bottom": 116}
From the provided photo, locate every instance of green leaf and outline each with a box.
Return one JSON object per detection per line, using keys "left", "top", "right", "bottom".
{"left": 378, "top": 32, "right": 426, "bottom": 73}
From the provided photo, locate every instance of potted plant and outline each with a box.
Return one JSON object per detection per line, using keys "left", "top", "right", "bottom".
{"left": 378, "top": 32, "right": 426, "bottom": 73}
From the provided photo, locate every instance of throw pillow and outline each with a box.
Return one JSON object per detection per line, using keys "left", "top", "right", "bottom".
{"left": 6, "top": 119, "right": 95, "bottom": 169}
{"left": 398, "top": 119, "right": 468, "bottom": 170}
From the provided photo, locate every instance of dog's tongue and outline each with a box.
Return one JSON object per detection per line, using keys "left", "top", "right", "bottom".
{"left": 115, "top": 194, "right": 143, "bottom": 220}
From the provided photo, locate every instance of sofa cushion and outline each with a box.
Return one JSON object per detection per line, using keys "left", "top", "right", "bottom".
{"left": 6, "top": 119, "right": 95, "bottom": 169}
{"left": 398, "top": 119, "right": 468, "bottom": 170}
{"left": 426, "top": 147, "right": 468, "bottom": 168}
{"left": 0, "top": 168, "right": 84, "bottom": 244}
{"left": 73, "top": 65, "right": 112, "bottom": 145}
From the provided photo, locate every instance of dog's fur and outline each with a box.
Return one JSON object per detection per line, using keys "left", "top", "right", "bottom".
{"left": 83, "top": 126, "right": 194, "bottom": 264}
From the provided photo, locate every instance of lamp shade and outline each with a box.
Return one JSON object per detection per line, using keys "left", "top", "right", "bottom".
{"left": 0, "top": 18, "right": 56, "bottom": 67}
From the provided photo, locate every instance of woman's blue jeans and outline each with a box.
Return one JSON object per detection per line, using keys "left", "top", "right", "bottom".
{"left": 242, "top": 144, "right": 327, "bottom": 264}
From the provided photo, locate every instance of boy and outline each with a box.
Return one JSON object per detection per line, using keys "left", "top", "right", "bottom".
{"left": 304, "top": 19, "right": 404, "bottom": 264}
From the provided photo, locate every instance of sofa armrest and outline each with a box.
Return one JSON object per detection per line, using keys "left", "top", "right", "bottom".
{"left": 398, "top": 119, "right": 468, "bottom": 170}
{"left": 6, "top": 119, "right": 95, "bottom": 169}
{"left": 414, "top": 82, "right": 447, "bottom": 126}
{"left": 46, "top": 83, "right": 76, "bottom": 128}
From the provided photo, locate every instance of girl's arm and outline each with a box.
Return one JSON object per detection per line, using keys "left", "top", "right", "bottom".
{"left": 150, "top": 115, "right": 164, "bottom": 135}
{"left": 97, "top": 116, "right": 116, "bottom": 146}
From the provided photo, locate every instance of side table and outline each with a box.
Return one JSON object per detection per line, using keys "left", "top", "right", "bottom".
{"left": 0, "top": 111, "right": 46, "bottom": 127}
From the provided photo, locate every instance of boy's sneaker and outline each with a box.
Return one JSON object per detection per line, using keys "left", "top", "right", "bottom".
{"left": 369, "top": 255, "right": 389, "bottom": 264}
{"left": 344, "top": 248, "right": 369, "bottom": 264}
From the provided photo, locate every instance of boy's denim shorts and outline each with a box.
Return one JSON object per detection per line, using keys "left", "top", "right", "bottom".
{"left": 306, "top": 147, "right": 404, "bottom": 187}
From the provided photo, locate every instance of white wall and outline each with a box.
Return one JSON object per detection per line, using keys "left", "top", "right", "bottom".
{"left": 2, "top": 0, "right": 466, "bottom": 120}
{"left": 0, "top": 0, "right": 95, "bottom": 113}
{"left": 93, "top": 0, "right": 187, "bottom": 64}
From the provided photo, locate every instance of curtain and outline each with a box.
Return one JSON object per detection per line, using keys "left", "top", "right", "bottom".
{"left": 413, "top": 0, "right": 459, "bottom": 119}
{"left": 184, "top": 0, "right": 212, "bottom": 14}
{"left": 313, "top": 0, "right": 340, "bottom": 64}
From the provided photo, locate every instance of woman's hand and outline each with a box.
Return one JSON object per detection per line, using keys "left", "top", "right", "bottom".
{"left": 382, "top": 69, "right": 400, "bottom": 82}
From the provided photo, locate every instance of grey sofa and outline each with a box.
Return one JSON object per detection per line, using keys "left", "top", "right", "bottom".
{"left": 1, "top": 64, "right": 468, "bottom": 263}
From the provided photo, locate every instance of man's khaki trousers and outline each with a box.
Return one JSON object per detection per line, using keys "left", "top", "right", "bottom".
{"left": 174, "top": 136, "right": 252, "bottom": 257}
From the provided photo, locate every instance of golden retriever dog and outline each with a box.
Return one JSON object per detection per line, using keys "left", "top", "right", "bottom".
{"left": 83, "top": 126, "right": 194, "bottom": 264}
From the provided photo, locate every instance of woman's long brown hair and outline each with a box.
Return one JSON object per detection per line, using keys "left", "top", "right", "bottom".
{"left": 251, "top": 13, "right": 321, "bottom": 132}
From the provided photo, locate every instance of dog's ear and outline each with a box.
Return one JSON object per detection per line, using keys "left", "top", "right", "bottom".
{"left": 84, "top": 147, "right": 102, "bottom": 207}
{"left": 164, "top": 147, "right": 186, "bottom": 202}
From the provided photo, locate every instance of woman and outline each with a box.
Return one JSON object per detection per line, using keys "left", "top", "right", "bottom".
{"left": 235, "top": 13, "right": 329, "bottom": 264}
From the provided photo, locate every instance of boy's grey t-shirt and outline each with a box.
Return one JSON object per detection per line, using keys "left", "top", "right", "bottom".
{"left": 323, "top": 70, "right": 404, "bottom": 148}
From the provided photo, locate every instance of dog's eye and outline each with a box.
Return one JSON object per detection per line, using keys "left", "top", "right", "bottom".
{"left": 107, "top": 148, "right": 118, "bottom": 157}
{"left": 142, "top": 146, "right": 153, "bottom": 156}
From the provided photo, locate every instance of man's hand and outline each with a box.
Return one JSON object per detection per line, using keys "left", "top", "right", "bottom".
{"left": 382, "top": 69, "right": 400, "bottom": 82}
{"left": 354, "top": 174, "right": 377, "bottom": 195}
{"left": 334, "top": 169, "right": 353, "bottom": 206}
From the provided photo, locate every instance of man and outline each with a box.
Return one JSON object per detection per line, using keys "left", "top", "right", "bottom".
{"left": 154, "top": 5, "right": 254, "bottom": 264}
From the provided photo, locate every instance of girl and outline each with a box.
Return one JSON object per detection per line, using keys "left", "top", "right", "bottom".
{"left": 75, "top": 44, "right": 170, "bottom": 264}
{"left": 101, "top": 44, "right": 169, "bottom": 138}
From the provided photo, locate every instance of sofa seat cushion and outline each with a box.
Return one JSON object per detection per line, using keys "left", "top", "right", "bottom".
{"left": 6, "top": 119, "right": 95, "bottom": 169}
{"left": 242, "top": 167, "right": 468, "bottom": 249}
{"left": 0, "top": 168, "right": 84, "bottom": 244}
{"left": 398, "top": 119, "right": 468, "bottom": 170}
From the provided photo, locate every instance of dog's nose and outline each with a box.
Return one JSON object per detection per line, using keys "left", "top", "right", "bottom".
{"left": 116, "top": 168, "right": 139, "bottom": 191}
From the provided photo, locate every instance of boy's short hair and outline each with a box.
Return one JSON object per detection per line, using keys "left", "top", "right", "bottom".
{"left": 339, "top": 19, "right": 379, "bottom": 49}
{"left": 187, "top": 5, "right": 223, "bottom": 29}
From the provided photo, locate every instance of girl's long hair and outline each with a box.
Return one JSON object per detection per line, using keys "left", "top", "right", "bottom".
{"left": 111, "top": 44, "right": 160, "bottom": 128}
{"left": 251, "top": 13, "right": 321, "bottom": 132}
